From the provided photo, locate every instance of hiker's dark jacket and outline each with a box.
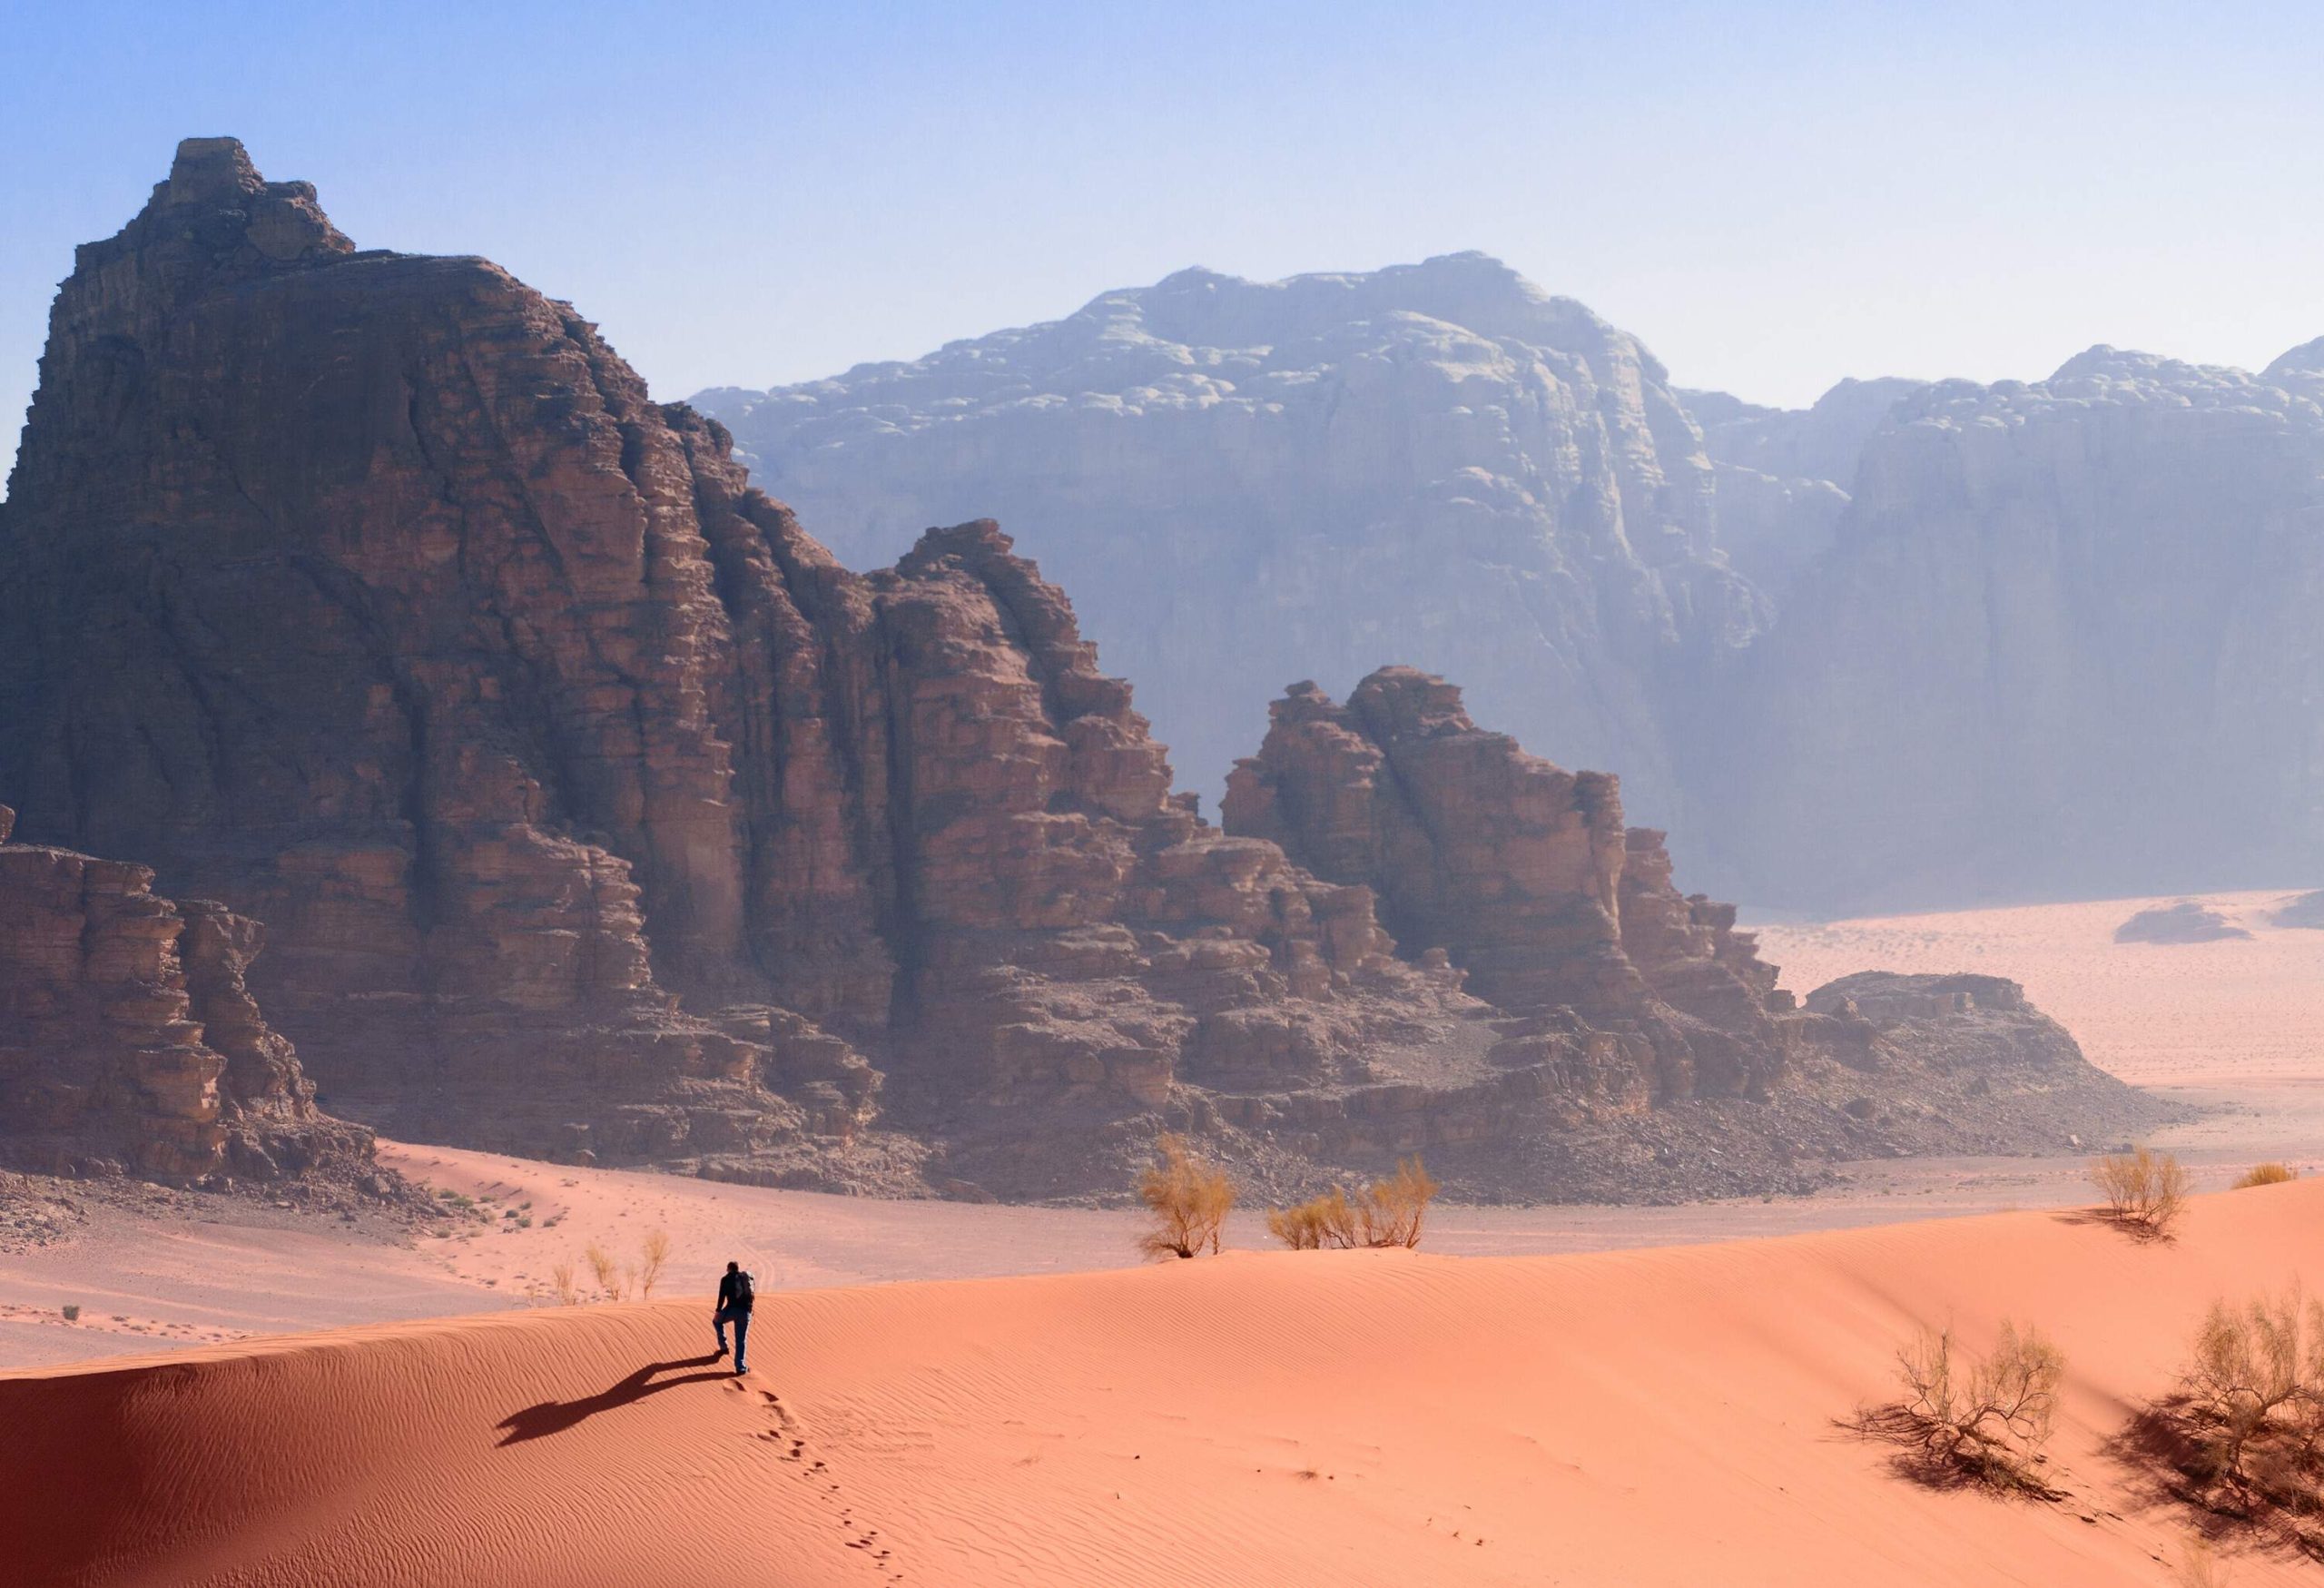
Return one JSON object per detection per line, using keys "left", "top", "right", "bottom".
{"left": 716, "top": 1272, "right": 753, "bottom": 1313}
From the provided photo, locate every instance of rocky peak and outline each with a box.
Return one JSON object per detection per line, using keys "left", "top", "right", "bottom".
{"left": 126, "top": 134, "right": 352, "bottom": 271}
{"left": 2262, "top": 335, "right": 2324, "bottom": 380}
{"left": 1225, "top": 666, "right": 1785, "bottom": 1101}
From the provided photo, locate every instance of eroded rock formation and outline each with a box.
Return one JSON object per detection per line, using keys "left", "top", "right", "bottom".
{"left": 0, "top": 138, "right": 903, "bottom": 1185}
{"left": 1224, "top": 668, "right": 1789, "bottom": 1107}
{"left": 0, "top": 804, "right": 373, "bottom": 1181}
{"left": 696, "top": 252, "right": 1766, "bottom": 823}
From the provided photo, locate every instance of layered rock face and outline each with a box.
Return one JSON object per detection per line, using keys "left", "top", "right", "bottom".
{"left": 0, "top": 804, "right": 372, "bottom": 1180}
{"left": 1717, "top": 348, "right": 2324, "bottom": 909}
{"left": 696, "top": 253, "right": 1767, "bottom": 823}
{"left": 1224, "top": 668, "right": 1788, "bottom": 1106}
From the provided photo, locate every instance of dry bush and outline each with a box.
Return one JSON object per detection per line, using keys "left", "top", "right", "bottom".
{"left": 1267, "top": 1158, "right": 1441, "bottom": 1250}
{"left": 2173, "top": 1533, "right": 2230, "bottom": 1588}
{"left": 1890, "top": 1319, "right": 2066, "bottom": 1490}
{"left": 584, "top": 1241, "right": 626, "bottom": 1300}
{"left": 2232, "top": 1163, "right": 2298, "bottom": 1189}
{"left": 638, "top": 1228, "right": 671, "bottom": 1298}
{"left": 1136, "top": 1133, "right": 1236, "bottom": 1260}
{"left": 550, "top": 1262, "right": 578, "bottom": 1306}
{"left": 2091, "top": 1146, "right": 2192, "bottom": 1237}
{"left": 1267, "top": 1188, "right": 1354, "bottom": 1250}
{"left": 2179, "top": 1287, "right": 2324, "bottom": 1512}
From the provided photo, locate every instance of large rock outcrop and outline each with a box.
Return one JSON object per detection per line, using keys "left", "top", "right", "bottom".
{"left": 0, "top": 804, "right": 373, "bottom": 1181}
{"left": 696, "top": 253, "right": 1767, "bottom": 824}
{"left": 1224, "top": 668, "right": 1790, "bottom": 1106}
{"left": 0, "top": 137, "right": 901, "bottom": 1183}
{"left": 1217, "top": 674, "right": 2174, "bottom": 1193}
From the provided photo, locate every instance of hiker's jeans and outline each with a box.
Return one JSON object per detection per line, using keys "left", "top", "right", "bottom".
{"left": 715, "top": 1305, "right": 751, "bottom": 1371}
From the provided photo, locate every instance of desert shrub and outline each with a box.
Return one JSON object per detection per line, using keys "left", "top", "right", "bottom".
{"left": 60, "top": 1304, "right": 79, "bottom": 1323}
{"left": 638, "top": 1228, "right": 671, "bottom": 1297}
{"left": 550, "top": 1263, "right": 577, "bottom": 1306}
{"left": 1267, "top": 1188, "right": 1355, "bottom": 1250}
{"left": 1892, "top": 1319, "right": 2065, "bottom": 1489}
{"left": 2172, "top": 1533, "right": 2230, "bottom": 1588}
{"left": 2179, "top": 1287, "right": 2324, "bottom": 1511}
{"left": 2092, "top": 1146, "right": 2192, "bottom": 1237}
{"left": 1361, "top": 1158, "right": 1440, "bottom": 1248}
{"left": 1135, "top": 1133, "right": 1236, "bottom": 1260}
{"left": 1266, "top": 1158, "right": 1441, "bottom": 1250}
{"left": 584, "top": 1241, "right": 627, "bottom": 1300}
{"left": 2232, "top": 1163, "right": 2298, "bottom": 1189}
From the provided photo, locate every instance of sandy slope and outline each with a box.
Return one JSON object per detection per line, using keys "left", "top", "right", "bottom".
{"left": 1758, "top": 888, "right": 2324, "bottom": 1087}
{"left": 12, "top": 1181, "right": 2324, "bottom": 1587}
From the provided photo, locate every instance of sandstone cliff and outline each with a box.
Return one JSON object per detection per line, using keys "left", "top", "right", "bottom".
{"left": 0, "top": 138, "right": 902, "bottom": 1185}
{"left": 0, "top": 804, "right": 374, "bottom": 1182}
{"left": 1715, "top": 347, "right": 2324, "bottom": 909}
{"left": 696, "top": 253, "right": 1767, "bottom": 824}
{"left": 1677, "top": 377, "right": 1925, "bottom": 600}
{"left": 1224, "top": 668, "right": 1791, "bottom": 1109}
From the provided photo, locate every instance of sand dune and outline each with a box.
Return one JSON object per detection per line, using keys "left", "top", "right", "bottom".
{"left": 12, "top": 1180, "right": 2324, "bottom": 1585}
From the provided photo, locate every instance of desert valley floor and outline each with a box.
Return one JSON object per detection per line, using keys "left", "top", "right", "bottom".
{"left": 5, "top": 888, "right": 2323, "bottom": 1584}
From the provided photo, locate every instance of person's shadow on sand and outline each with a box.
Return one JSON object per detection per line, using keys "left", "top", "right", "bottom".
{"left": 497, "top": 1355, "right": 731, "bottom": 1445}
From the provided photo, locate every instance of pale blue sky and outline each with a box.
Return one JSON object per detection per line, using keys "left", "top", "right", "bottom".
{"left": 6, "top": 0, "right": 2324, "bottom": 488}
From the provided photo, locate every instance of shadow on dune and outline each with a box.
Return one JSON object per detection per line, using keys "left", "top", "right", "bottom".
{"left": 497, "top": 1354, "right": 731, "bottom": 1445}
{"left": 2048, "top": 1208, "right": 2177, "bottom": 1244}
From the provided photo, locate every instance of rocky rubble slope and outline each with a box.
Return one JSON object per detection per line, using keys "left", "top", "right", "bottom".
{"left": 0, "top": 142, "right": 2171, "bottom": 1201}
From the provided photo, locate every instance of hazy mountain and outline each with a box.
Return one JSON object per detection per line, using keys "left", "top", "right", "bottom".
{"left": 1718, "top": 345, "right": 2324, "bottom": 908}
{"left": 705, "top": 272, "right": 2324, "bottom": 911}
{"left": 698, "top": 253, "right": 1766, "bottom": 833}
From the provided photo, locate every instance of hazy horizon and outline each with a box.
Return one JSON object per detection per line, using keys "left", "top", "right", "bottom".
{"left": 9, "top": 0, "right": 2324, "bottom": 489}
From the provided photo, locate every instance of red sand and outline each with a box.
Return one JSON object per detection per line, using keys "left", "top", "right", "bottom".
{"left": 11, "top": 1179, "right": 2324, "bottom": 1585}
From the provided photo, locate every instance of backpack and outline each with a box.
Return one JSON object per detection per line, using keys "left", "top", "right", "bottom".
{"left": 732, "top": 1270, "right": 754, "bottom": 1307}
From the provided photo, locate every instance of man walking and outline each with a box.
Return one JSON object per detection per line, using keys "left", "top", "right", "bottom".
{"left": 714, "top": 1259, "right": 754, "bottom": 1375}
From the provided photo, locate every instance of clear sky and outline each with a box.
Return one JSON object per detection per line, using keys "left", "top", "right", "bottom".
{"left": 6, "top": 0, "right": 2324, "bottom": 488}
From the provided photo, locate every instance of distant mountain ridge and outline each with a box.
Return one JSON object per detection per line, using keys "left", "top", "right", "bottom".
{"left": 699, "top": 251, "right": 1764, "bottom": 838}
{"left": 701, "top": 267, "right": 2324, "bottom": 910}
